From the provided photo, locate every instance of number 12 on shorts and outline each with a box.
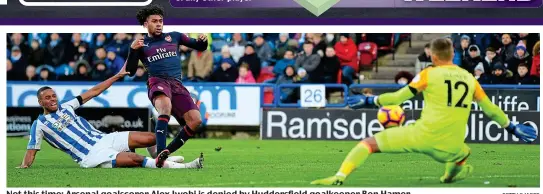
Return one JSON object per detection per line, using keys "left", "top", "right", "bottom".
{"left": 301, "top": 85, "right": 326, "bottom": 108}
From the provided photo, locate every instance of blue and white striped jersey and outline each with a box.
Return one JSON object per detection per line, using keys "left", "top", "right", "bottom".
{"left": 27, "top": 97, "right": 105, "bottom": 163}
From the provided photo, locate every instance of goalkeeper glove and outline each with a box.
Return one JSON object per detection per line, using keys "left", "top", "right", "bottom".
{"left": 505, "top": 122, "right": 538, "bottom": 143}
{"left": 346, "top": 95, "right": 377, "bottom": 110}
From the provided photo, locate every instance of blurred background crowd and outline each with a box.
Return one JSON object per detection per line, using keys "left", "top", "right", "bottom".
{"left": 6, "top": 33, "right": 540, "bottom": 86}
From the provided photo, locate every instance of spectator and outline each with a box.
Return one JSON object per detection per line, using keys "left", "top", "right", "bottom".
{"left": 295, "top": 41, "right": 321, "bottom": 78}
{"left": 216, "top": 45, "right": 234, "bottom": 70}
{"left": 294, "top": 68, "right": 309, "bottom": 83}
{"left": 10, "top": 46, "right": 28, "bottom": 76}
{"left": 312, "top": 33, "right": 327, "bottom": 57}
{"left": 530, "top": 41, "right": 540, "bottom": 83}
{"left": 273, "top": 50, "right": 295, "bottom": 77}
{"left": 7, "top": 59, "right": 17, "bottom": 80}
{"left": 312, "top": 46, "right": 340, "bottom": 83}
{"left": 28, "top": 39, "right": 45, "bottom": 67}
{"left": 275, "top": 33, "right": 291, "bottom": 60}
{"left": 209, "top": 58, "right": 238, "bottom": 82}
{"left": 73, "top": 42, "right": 92, "bottom": 63}
{"left": 514, "top": 63, "right": 534, "bottom": 85}
{"left": 187, "top": 48, "right": 213, "bottom": 82}
{"left": 453, "top": 35, "right": 470, "bottom": 66}
{"left": 394, "top": 71, "right": 414, "bottom": 86}
{"left": 287, "top": 39, "right": 300, "bottom": 52}
{"left": 474, "top": 63, "right": 490, "bottom": 84}
{"left": 507, "top": 41, "right": 531, "bottom": 75}
{"left": 38, "top": 68, "right": 53, "bottom": 82}
{"left": 105, "top": 47, "right": 125, "bottom": 74}
{"left": 499, "top": 33, "right": 516, "bottom": 64}
{"left": 67, "top": 33, "right": 85, "bottom": 62}
{"left": 276, "top": 65, "right": 297, "bottom": 103}
{"left": 325, "top": 33, "right": 336, "bottom": 46}
{"left": 45, "top": 33, "right": 66, "bottom": 67}
{"left": 461, "top": 45, "right": 483, "bottom": 74}
{"left": 238, "top": 44, "right": 261, "bottom": 80}
{"left": 91, "top": 33, "right": 107, "bottom": 50}
{"left": 489, "top": 62, "right": 513, "bottom": 84}
{"left": 334, "top": 34, "right": 358, "bottom": 85}
{"left": 415, "top": 43, "right": 432, "bottom": 73}
{"left": 518, "top": 33, "right": 539, "bottom": 56}
{"left": 24, "top": 65, "right": 38, "bottom": 81}
{"left": 93, "top": 47, "right": 107, "bottom": 64}
{"left": 91, "top": 60, "right": 112, "bottom": 81}
{"left": 253, "top": 33, "right": 273, "bottom": 67}
{"left": 107, "top": 33, "right": 130, "bottom": 59}
{"left": 228, "top": 33, "right": 247, "bottom": 63}
{"left": 236, "top": 63, "right": 256, "bottom": 84}
{"left": 73, "top": 61, "right": 92, "bottom": 81}
{"left": 362, "top": 88, "right": 374, "bottom": 96}
{"left": 482, "top": 47, "right": 499, "bottom": 75}
{"left": 8, "top": 33, "right": 29, "bottom": 54}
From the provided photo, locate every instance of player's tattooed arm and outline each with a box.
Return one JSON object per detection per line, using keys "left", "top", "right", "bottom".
{"left": 18, "top": 149, "right": 37, "bottom": 168}
{"left": 79, "top": 63, "right": 131, "bottom": 104}
{"left": 179, "top": 33, "right": 208, "bottom": 51}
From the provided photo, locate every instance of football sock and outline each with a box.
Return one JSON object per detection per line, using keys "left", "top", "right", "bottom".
{"left": 444, "top": 155, "right": 469, "bottom": 178}
{"left": 335, "top": 141, "right": 374, "bottom": 179}
{"left": 147, "top": 145, "right": 158, "bottom": 158}
{"left": 166, "top": 125, "right": 195, "bottom": 153}
{"left": 155, "top": 115, "right": 170, "bottom": 153}
{"left": 142, "top": 157, "right": 157, "bottom": 168}
{"left": 142, "top": 157, "right": 186, "bottom": 168}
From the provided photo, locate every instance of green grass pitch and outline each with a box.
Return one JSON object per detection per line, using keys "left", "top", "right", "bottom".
{"left": 6, "top": 137, "right": 540, "bottom": 188}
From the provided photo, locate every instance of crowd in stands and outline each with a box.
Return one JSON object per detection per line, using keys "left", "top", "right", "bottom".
{"left": 6, "top": 33, "right": 399, "bottom": 86}
{"left": 416, "top": 33, "right": 540, "bottom": 85}
{"left": 6, "top": 33, "right": 540, "bottom": 87}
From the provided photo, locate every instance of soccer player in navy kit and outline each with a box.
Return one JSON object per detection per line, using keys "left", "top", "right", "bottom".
{"left": 126, "top": 4, "right": 209, "bottom": 168}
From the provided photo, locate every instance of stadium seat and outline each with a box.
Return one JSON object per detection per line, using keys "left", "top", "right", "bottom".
{"left": 378, "top": 34, "right": 395, "bottom": 60}
{"left": 358, "top": 42, "right": 378, "bottom": 71}
{"left": 336, "top": 69, "right": 342, "bottom": 84}
{"left": 263, "top": 89, "right": 275, "bottom": 104}
{"left": 399, "top": 33, "right": 412, "bottom": 48}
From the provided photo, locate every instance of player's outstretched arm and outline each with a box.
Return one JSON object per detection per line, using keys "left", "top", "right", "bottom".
{"left": 79, "top": 64, "right": 131, "bottom": 104}
{"left": 346, "top": 86, "right": 415, "bottom": 109}
{"left": 19, "top": 149, "right": 38, "bottom": 168}
{"left": 474, "top": 82, "right": 538, "bottom": 143}
{"left": 127, "top": 38, "right": 143, "bottom": 76}
{"left": 20, "top": 121, "right": 42, "bottom": 168}
{"left": 347, "top": 70, "right": 428, "bottom": 109}
{"left": 179, "top": 33, "right": 208, "bottom": 51}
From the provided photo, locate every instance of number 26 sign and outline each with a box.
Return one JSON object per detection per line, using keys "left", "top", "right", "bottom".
{"left": 300, "top": 85, "right": 326, "bottom": 108}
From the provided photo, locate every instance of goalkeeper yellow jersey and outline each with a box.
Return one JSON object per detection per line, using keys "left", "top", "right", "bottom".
{"left": 408, "top": 64, "right": 488, "bottom": 142}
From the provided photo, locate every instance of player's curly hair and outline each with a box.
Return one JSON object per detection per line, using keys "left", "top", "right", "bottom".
{"left": 136, "top": 4, "right": 164, "bottom": 26}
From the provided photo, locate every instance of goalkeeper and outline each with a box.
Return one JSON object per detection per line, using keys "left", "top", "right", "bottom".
{"left": 311, "top": 38, "right": 538, "bottom": 185}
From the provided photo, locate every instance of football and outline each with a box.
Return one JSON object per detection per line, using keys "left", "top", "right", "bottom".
{"left": 377, "top": 105, "right": 406, "bottom": 128}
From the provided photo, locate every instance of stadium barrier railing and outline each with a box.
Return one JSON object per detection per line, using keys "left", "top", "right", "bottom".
{"left": 7, "top": 81, "right": 540, "bottom": 109}
{"left": 275, "top": 83, "right": 349, "bottom": 108}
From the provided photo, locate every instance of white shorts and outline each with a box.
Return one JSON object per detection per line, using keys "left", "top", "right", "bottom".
{"left": 79, "top": 131, "right": 131, "bottom": 168}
